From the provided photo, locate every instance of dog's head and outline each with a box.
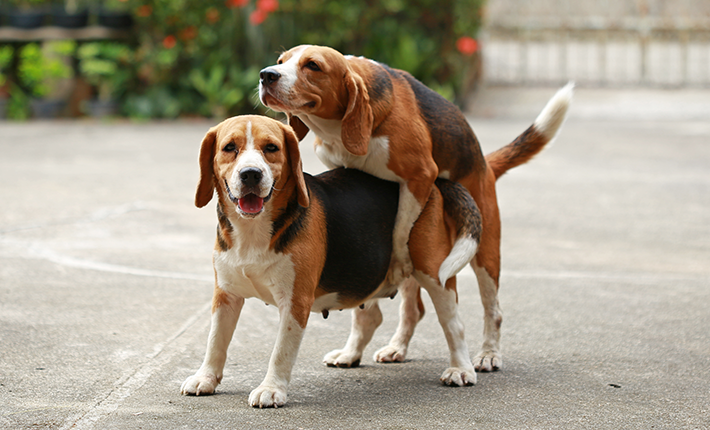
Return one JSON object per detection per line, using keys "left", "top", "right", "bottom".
{"left": 258, "top": 44, "right": 374, "bottom": 156}
{"left": 195, "top": 115, "right": 309, "bottom": 218}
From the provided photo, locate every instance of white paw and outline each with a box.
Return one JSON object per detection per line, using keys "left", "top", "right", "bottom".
{"left": 248, "top": 384, "right": 288, "bottom": 408}
{"left": 180, "top": 374, "right": 219, "bottom": 396}
{"left": 373, "top": 345, "right": 407, "bottom": 363}
{"left": 323, "top": 349, "right": 362, "bottom": 368}
{"left": 473, "top": 351, "right": 502, "bottom": 372}
{"left": 440, "top": 367, "right": 477, "bottom": 386}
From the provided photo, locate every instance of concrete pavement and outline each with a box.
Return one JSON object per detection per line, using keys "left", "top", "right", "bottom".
{"left": 1, "top": 87, "right": 709, "bottom": 429}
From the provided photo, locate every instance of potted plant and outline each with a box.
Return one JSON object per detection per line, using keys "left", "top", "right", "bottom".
{"left": 17, "top": 41, "right": 75, "bottom": 118}
{"left": 52, "top": 0, "right": 89, "bottom": 28}
{"left": 77, "top": 41, "right": 131, "bottom": 116}
{"left": 7, "top": 0, "right": 48, "bottom": 29}
{"left": 97, "top": 0, "right": 132, "bottom": 29}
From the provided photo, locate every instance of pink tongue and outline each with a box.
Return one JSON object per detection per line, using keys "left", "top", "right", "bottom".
{"left": 238, "top": 194, "right": 264, "bottom": 214}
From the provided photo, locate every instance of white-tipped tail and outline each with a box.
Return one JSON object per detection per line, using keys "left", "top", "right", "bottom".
{"left": 438, "top": 238, "right": 479, "bottom": 287}
{"left": 534, "top": 82, "right": 574, "bottom": 142}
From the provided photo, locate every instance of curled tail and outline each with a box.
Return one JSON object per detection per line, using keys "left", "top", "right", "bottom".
{"left": 435, "top": 178, "right": 482, "bottom": 287}
{"left": 486, "top": 82, "right": 574, "bottom": 180}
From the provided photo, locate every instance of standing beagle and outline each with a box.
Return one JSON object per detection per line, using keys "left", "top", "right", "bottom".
{"left": 181, "top": 115, "right": 482, "bottom": 407}
{"left": 259, "top": 45, "right": 573, "bottom": 371}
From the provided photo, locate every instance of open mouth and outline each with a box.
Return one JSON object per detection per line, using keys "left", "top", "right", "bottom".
{"left": 238, "top": 193, "right": 265, "bottom": 214}
{"left": 225, "top": 180, "right": 273, "bottom": 216}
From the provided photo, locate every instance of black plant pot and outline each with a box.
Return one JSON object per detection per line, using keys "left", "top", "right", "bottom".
{"left": 8, "top": 9, "right": 47, "bottom": 29}
{"left": 97, "top": 9, "right": 133, "bottom": 29}
{"left": 52, "top": 7, "right": 89, "bottom": 28}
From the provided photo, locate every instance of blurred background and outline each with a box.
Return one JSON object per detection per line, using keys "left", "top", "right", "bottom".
{"left": 0, "top": 0, "right": 707, "bottom": 121}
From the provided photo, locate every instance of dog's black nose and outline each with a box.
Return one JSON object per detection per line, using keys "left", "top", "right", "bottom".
{"left": 260, "top": 68, "right": 281, "bottom": 86}
{"left": 239, "top": 167, "right": 263, "bottom": 187}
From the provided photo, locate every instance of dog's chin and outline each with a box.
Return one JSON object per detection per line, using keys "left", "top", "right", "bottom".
{"left": 260, "top": 91, "right": 290, "bottom": 113}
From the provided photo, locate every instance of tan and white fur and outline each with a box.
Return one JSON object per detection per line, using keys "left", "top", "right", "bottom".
{"left": 180, "top": 115, "right": 482, "bottom": 407}
{"left": 259, "top": 45, "right": 573, "bottom": 371}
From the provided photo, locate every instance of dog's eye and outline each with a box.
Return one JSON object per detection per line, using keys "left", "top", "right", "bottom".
{"left": 305, "top": 61, "right": 320, "bottom": 72}
{"left": 277, "top": 58, "right": 283, "bottom": 65}
{"left": 264, "top": 143, "right": 279, "bottom": 153}
{"left": 223, "top": 142, "right": 237, "bottom": 152}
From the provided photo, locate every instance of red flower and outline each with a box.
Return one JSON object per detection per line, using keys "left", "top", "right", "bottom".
{"left": 257, "top": 0, "right": 279, "bottom": 13}
{"left": 206, "top": 7, "right": 220, "bottom": 23}
{"left": 226, "top": 0, "right": 249, "bottom": 8}
{"left": 163, "top": 35, "right": 177, "bottom": 49}
{"left": 136, "top": 5, "right": 153, "bottom": 17}
{"left": 180, "top": 26, "right": 198, "bottom": 41}
{"left": 249, "top": 8, "right": 268, "bottom": 25}
{"left": 456, "top": 36, "right": 478, "bottom": 56}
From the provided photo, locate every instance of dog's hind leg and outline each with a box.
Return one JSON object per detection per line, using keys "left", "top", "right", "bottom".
{"left": 415, "top": 271, "right": 476, "bottom": 386}
{"left": 414, "top": 271, "right": 476, "bottom": 387}
{"left": 323, "top": 300, "right": 383, "bottom": 368}
{"left": 472, "top": 261, "right": 503, "bottom": 372}
{"left": 373, "top": 277, "right": 425, "bottom": 363}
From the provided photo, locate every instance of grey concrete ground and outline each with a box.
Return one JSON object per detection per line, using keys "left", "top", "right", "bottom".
{"left": 1, "top": 87, "right": 709, "bottom": 429}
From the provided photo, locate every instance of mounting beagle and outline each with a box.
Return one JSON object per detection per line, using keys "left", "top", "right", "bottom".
{"left": 180, "top": 115, "right": 482, "bottom": 408}
{"left": 259, "top": 45, "right": 573, "bottom": 371}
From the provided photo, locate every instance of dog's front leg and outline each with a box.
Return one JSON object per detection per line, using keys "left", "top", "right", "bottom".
{"left": 248, "top": 303, "right": 308, "bottom": 408}
{"left": 181, "top": 287, "right": 244, "bottom": 396}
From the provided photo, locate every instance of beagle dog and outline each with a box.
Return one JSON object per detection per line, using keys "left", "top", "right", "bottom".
{"left": 180, "top": 115, "right": 482, "bottom": 408}
{"left": 258, "top": 45, "right": 573, "bottom": 372}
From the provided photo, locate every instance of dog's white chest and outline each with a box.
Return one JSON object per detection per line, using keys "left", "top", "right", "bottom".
{"left": 214, "top": 231, "right": 295, "bottom": 306}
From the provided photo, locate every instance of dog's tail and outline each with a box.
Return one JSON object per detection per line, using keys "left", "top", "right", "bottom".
{"left": 486, "top": 82, "right": 574, "bottom": 180}
{"left": 435, "top": 178, "right": 482, "bottom": 287}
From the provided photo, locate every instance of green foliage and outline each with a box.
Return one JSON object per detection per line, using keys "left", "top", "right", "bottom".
{"left": 17, "top": 41, "right": 75, "bottom": 98}
{"left": 0, "top": 46, "right": 13, "bottom": 89}
{"left": 77, "top": 42, "right": 132, "bottom": 101}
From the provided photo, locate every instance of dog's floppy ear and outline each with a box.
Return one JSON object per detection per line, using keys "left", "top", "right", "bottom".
{"left": 341, "top": 70, "right": 373, "bottom": 156}
{"left": 282, "top": 123, "right": 310, "bottom": 208}
{"left": 288, "top": 114, "right": 310, "bottom": 141}
{"left": 195, "top": 128, "right": 217, "bottom": 208}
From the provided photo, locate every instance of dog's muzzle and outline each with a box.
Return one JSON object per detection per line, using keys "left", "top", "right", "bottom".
{"left": 225, "top": 168, "right": 273, "bottom": 216}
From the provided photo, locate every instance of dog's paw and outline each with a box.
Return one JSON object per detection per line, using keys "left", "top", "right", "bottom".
{"left": 180, "top": 374, "right": 219, "bottom": 396}
{"left": 373, "top": 345, "right": 407, "bottom": 363}
{"left": 473, "top": 350, "right": 502, "bottom": 372}
{"left": 249, "top": 384, "right": 288, "bottom": 408}
{"left": 440, "top": 367, "right": 477, "bottom": 386}
{"left": 323, "top": 349, "right": 361, "bottom": 368}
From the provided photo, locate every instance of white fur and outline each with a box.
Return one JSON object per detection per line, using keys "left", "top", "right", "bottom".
{"left": 438, "top": 238, "right": 478, "bottom": 288}
{"left": 373, "top": 278, "right": 422, "bottom": 363}
{"left": 231, "top": 121, "right": 274, "bottom": 200}
{"left": 412, "top": 270, "right": 476, "bottom": 386}
{"left": 534, "top": 82, "right": 574, "bottom": 143}
{"left": 260, "top": 45, "right": 309, "bottom": 101}
{"left": 471, "top": 262, "right": 503, "bottom": 372}
{"left": 311, "top": 292, "right": 341, "bottom": 314}
{"left": 323, "top": 300, "right": 383, "bottom": 367}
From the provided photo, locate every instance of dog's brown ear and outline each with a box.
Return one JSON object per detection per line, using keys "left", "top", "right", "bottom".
{"left": 288, "top": 114, "right": 310, "bottom": 141}
{"left": 282, "top": 123, "right": 310, "bottom": 208}
{"left": 195, "top": 128, "right": 217, "bottom": 208}
{"left": 341, "top": 70, "right": 373, "bottom": 156}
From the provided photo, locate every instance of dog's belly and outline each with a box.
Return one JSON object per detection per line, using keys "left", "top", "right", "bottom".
{"left": 308, "top": 168, "right": 400, "bottom": 306}
{"left": 315, "top": 136, "right": 402, "bottom": 183}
